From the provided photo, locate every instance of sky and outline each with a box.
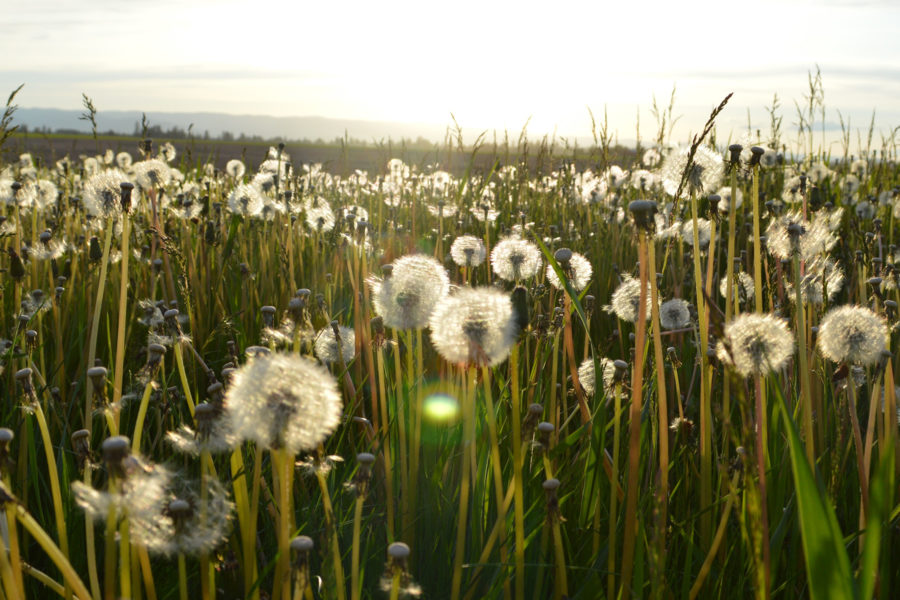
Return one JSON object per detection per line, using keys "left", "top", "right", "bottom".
{"left": 3, "top": 0, "right": 900, "bottom": 150}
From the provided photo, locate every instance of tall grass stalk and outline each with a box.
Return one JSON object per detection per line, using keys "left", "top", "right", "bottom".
{"left": 450, "top": 367, "right": 476, "bottom": 600}
{"left": 620, "top": 228, "right": 650, "bottom": 599}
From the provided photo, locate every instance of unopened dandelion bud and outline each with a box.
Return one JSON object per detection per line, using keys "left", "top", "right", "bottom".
{"left": 244, "top": 345, "right": 270, "bottom": 359}
{"left": 119, "top": 181, "right": 134, "bottom": 214}
{"left": 163, "top": 308, "right": 181, "bottom": 334}
{"left": 71, "top": 429, "right": 91, "bottom": 469}
{"left": 799, "top": 175, "right": 808, "bottom": 194}
{"left": 24, "top": 329, "right": 37, "bottom": 353}
{"left": 749, "top": 146, "right": 765, "bottom": 167}
{"left": 511, "top": 286, "right": 530, "bottom": 332}
{"left": 708, "top": 194, "right": 721, "bottom": 218}
{"left": 554, "top": 248, "right": 573, "bottom": 269}
{"left": 38, "top": 229, "right": 52, "bottom": 245}
{"left": 0, "top": 428, "right": 13, "bottom": 475}
{"left": 537, "top": 421, "right": 554, "bottom": 448}
{"left": 88, "top": 236, "right": 103, "bottom": 262}
{"left": 260, "top": 305, "right": 276, "bottom": 328}
{"left": 101, "top": 435, "right": 131, "bottom": 478}
{"left": 87, "top": 365, "right": 108, "bottom": 402}
{"left": 542, "top": 478, "right": 561, "bottom": 519}
{"left": 387, "top": 541, "right": 411, "bottom": 569}
{"left": 353, "top": 452, "right": 376, "bottom": 497}
{"left": 884, "top": 300, "right": 897, "bottom": 320}
{"left": 523, "top": 403, "right": 543, "bottom": 438}
{"left": 206, "top": 381, "right": 224, "bottom": 403}
{"left": 613, "top": 359, "right": 628, "bottom": 382}
{"left": 287, "top": 297, "right": 303, "bottom": 321}
{"left": 291, "top": 535, "right": 315, "bottom": 571}
{"left": 628, "top": 199, "right": 658, "bottom": 231}
{"left": 728, "top": 144, "right": 743, "bottom": 165}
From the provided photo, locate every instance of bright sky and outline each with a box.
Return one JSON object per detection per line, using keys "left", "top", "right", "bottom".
{"left": 3, "top": 0, "right": 900, "bottom": 148}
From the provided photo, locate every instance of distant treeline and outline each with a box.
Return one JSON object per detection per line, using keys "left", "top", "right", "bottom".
{"left": 17, "top": 123, "right": 448, "bottom": 151}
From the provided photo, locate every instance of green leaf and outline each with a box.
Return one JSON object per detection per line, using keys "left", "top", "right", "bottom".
{"left": 859, "top": 440, "right": 893, "bottom": 600}
{"left": 775, "top": 388, "right": 856, "bottom": 600}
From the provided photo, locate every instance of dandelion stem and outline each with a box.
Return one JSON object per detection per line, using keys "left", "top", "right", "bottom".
{"left": 111, "top": 214, "right": 131, "bottom": 426}
{"left": 85, "top": 217, "right": 114, "bottom": 432}
{"left": 620, "top": 228, "right": 650, "bottom": 599}
{"left": 31, "top": 400, "right": 72, "bottom": 599}
{"left": 350, "top": 494, "right": 364, "bottom": 600}
{"left": 15, "top": 503, "right": 92, "bottom": 600}
{"left": 450, "top": 367, "right": 476, "bottom": 600}
{"left": 314, "top": 449, "right": 346, "bottom": 600}
{"left": 509, "top": 344, "right": 525, "bottom": 600}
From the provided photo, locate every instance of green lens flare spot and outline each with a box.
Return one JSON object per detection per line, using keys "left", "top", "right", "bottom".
{"left": 423, "top": 394, "right": 459, "bottom": 423}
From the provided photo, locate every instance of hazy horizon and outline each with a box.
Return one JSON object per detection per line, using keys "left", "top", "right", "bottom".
{"left": 4, "top": 0, "right": 900, "bottom": 152}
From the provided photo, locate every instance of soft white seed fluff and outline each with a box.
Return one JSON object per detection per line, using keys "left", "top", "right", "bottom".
{"left": 606, "top": 275, "right": 653, "bottom": 323}
{"left": 578, "top": 357, "right": 617, "bottom": 396}
{"left": 131, "top": 478, "right": 233, "bottom": 557}
{"left": 314, "top": 325, "right": 356, "bottom": 365}
{"left": 132, "top": 159, "right": 172, "bottom": 189}
{"left": 450, "top": 235, "right": 487, "bottom": 267}
{"left": 765, "top": 212, "right": 836, "bottom": 261}
{"left": 719, "top": 272, "right": 755, "bottom": 304}
{"left": 227, "top": 183, "right": 265, "bottom": 218}
{"left": 83, "top": 169, "right": 135, "bottom": 218}
{"left": 546, "top": 252, "right": 592, "bottom": 292}
{"left": 717, "top": 313, "right": 794, "bottom": 377}
{"left": 491, "top": 237, "right": 543, "bottom": 282}
{"left": 660, "top": 145, "right": 723, "bottom": 198}
{"left": 818, "top": 305, "right": 887, "bottom": 366}
{"left": 369, "top": 254, "right": 450, "bottom": 330}
{"left": 428, "top": 287, "right": 518, "bottom": 367}
{"left": 659, "top": 298, "right": 691, "bottom": 330}
{"left": 225, "top": 159, "right": 246, "bottom": 179}
{"left": 224, "top": 353, "right": 343, "bottom": 453}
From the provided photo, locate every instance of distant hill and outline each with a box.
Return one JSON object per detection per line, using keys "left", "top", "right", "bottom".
{"left": 14, "top": 108, "right": 471, "bottom": 145}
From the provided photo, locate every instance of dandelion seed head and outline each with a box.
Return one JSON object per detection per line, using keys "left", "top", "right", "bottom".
{"left": 719, "top": 272, "right": 755, "bottom": 304}
{"left": 818, "top": 305, "right": 887, "bottom": 366}
{"left": 718, "top": 313, "right": 794, "bottom": 377}
{"left": 83, "top": 170, "right": 134, "bottom": 218}
{"left": 450, "top": 235, "right": 487, "bottom": 268}
{"left": 370, "top": 254, "right": 449, "bottom": 330}
{"left": 225, "top": 159, "right": 246, "bottom": 179}
{"left": 578, "top": 357, "right": 616, "bottom": 396}
{"left": 606, "top": 275, "right": 653, "bottom": 323}
{"left": 661, "top": 145, "right": 723, "bottom": 198}
{"left": 132, "top": 159, "right": 172, "bottom": 189}
{"left": 132, "top": 478, "right": 233, "bottom": 557}
{"left": 765, "top": 212, "right": 835, "bottom": 261}
{"left": 304, "top": 196, "right": 336, "bottom": 232}
{"left": 659, "top": 298, "right": 691, "bottom": 330}
{"left": 680, "top": 218, "right": 712, "bottom": 249}
{"left": 314, "top": 324, "right": 356, "bottom": 365}
{"left": 429, "top": 287, "right": 518, "bottom": 367}
{"left": 227, "top": 183, "right": 265, "bottom": 218}
{"left": 786, "top": 256, "right": 844, "bottom": 305}
{"left": 546, "top": 252, "right": 592, "bottom": 292}
{"left": 491, "top": 237, "right": 542, "bottom": 282}
{"left": 224, "top": 352, "right": 342, "bottom": 453}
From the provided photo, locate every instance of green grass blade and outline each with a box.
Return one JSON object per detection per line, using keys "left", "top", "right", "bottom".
{"left": 775, "top": 387, "right": 855, "bottom": 600}
{"left": 859, "top": 441, "right": 893, "bottom": 600}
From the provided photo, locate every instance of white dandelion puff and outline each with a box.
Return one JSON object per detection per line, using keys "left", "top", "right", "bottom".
{"left": 717, "top": 313, "right": 794, "bottom": 377}
{"left": 224, "top": 353, "right": 343, "bottom": 453}
{"left": 428, "top": 287, "right": 518, "bottom": 367}
{"left": 818, "top": 305, "right": 887, "bottom": 366}
{"left": 491, "top": 237, "right": 542, "bottom": 282}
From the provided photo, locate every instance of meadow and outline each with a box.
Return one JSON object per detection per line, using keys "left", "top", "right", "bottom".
{"left": 0, "top": 85, "right": 898, "bottom": 600}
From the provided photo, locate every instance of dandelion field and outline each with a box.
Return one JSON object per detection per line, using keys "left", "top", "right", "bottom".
{"left": 0, "top": 85, "right": 899, "bottom": 600}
